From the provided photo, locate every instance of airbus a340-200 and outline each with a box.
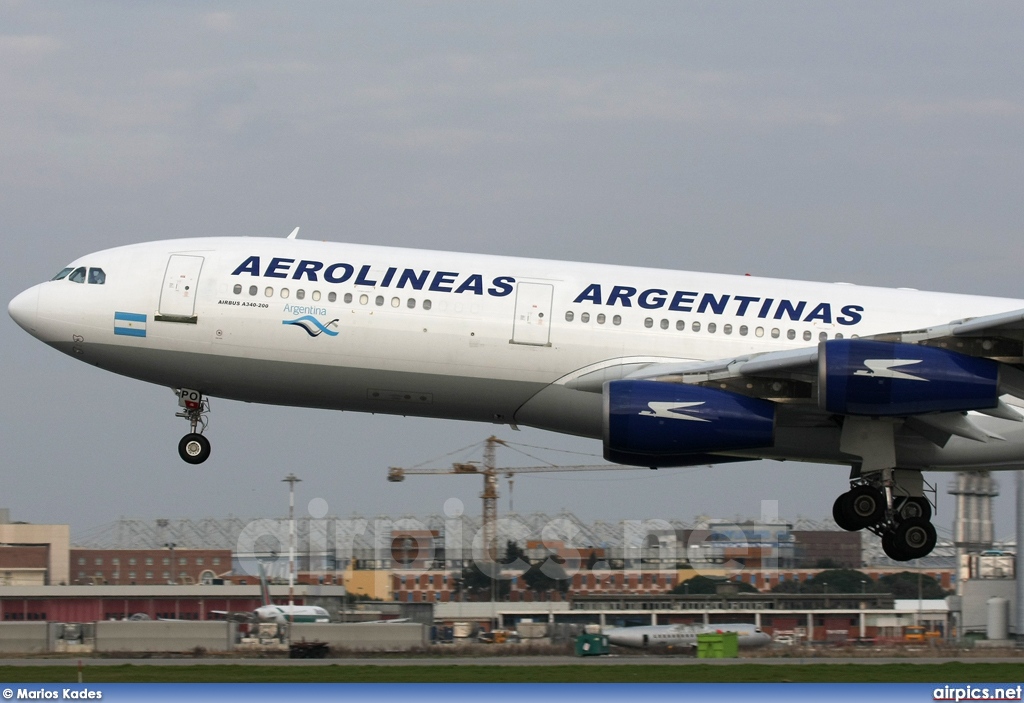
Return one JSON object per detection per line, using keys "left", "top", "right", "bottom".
{"left": 11, "top": 230, "right": 1024, "bottom": 563}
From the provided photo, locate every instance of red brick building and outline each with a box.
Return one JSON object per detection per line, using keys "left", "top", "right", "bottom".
{"left": 69, "top": 549, "right": 232, "bottom": 585}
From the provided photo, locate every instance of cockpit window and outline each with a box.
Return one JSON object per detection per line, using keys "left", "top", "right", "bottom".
{"left": 52, "top": 268, "right": 73, "bottom": 281}
{"left": 68, "top": 267, "right": 87, "bottom": 284}
{"left": 88, "top": 268, "right": 106, "bottom": 285}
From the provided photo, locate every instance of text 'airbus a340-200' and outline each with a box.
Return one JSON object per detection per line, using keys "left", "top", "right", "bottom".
{"left": 11, "top": 229, "right": 1024, "bottom": 562}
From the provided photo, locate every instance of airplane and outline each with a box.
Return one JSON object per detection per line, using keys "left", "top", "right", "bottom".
{"left": 603, "top": 622, "right": 771, "bottom": 649}
{"left": 213, "top": 563, "right": 331, "bottom": 624}
{"left": 10, "top": 231, "right": 1024, "bottom": 563}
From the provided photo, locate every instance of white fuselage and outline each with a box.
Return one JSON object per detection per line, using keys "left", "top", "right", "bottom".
{"left": 255, "top": 604, "right": 331, "bottom": 625}
{"left": 604, "top": 623, "right": 771, "bottom": 649}
{"left": 9, "top": 236, "right": 1024, "bottom": 471}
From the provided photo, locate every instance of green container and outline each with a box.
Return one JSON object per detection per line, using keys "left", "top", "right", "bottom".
{"left": 575, "top": 633, "right": 610, "bottom": 656}
{"left": 696, "top": 631, "right": 739, "bottom": 659}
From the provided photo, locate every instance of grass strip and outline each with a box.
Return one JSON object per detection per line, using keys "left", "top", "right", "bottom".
{"left": 0, "top": 662, "right": 1020, "bottom": 684}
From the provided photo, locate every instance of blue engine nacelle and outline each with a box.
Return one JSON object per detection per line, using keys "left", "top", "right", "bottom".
{"left": 819, "top": 339, "right": 1000, "bottom": 416}
{"left": 604, "top": 380, "right": 776, "bottom": 467}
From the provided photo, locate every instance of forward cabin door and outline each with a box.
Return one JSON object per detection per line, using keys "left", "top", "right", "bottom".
{"left": 158, "top": 255, "right": 204, "bottom": 320}
{"left": 511, "top": 282, "right": 553, "bottom": 346}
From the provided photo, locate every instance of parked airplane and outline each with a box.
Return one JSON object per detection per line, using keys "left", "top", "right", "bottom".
{"left": 604, "top": 623, "right": 771, "bottom": 649}
{"left": 213, "top": 563, "right": 331, "bottom": 624}
{"left": 11, "top": 232, "right": 1024, "bottom": 563}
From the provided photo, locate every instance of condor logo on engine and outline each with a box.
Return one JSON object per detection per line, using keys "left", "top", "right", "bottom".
{"left": 604, "top": 380, "right": 776, "bottom": 467}
{"left": 639, "top": 402, "right": 710, "bottom": 422}
{"left": 854, "top": 359, "right": 927, "bottom": 382}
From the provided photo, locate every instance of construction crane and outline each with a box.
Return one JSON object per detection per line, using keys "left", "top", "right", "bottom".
{"left": 387, "top": 436, "right": 634, "bottom": 562}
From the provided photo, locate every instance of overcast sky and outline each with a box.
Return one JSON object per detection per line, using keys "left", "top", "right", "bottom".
{"left": 3, "top": 2, "right": 1023, "bottom": 544}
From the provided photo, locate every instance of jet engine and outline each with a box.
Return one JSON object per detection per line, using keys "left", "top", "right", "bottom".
{"left": 818, "top": 339, "right": 1000, "bottom": 416}
{"left": 604, "top": 380, "right": 776, "bottom": 466}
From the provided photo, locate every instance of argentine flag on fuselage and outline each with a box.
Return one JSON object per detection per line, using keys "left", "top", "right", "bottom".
{"left": 114, "top": 311, "right": 147, "bottom": 338}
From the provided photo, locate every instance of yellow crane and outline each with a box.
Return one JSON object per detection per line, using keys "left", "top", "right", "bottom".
{"left": 387, "top": 436, "right": 631, "bottom": 562}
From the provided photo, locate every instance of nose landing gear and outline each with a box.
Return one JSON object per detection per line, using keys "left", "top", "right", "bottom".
{"left": 175, "top": 388, "right": 211, "bottom": 464}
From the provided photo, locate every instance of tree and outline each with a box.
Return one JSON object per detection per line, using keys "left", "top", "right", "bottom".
{"left": 672, "top": 575, "right": 757, "bottom": 595}
{"left": 877, "top": 571, "right": 950, "bottom": 599}
{"left": 459, "top": 561, "right": 512, "bottom": 600}
{"left": 771, "top": 569, "right": 877, "bottom": 594}
{"left": 502, "top": 540, "right": 527, "bottom": 565}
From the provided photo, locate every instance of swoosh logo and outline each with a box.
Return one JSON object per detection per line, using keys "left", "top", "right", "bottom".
{"left": 854, "top": 359, "right": 926, "bottom": 381}
{"left": 639, "top": 401, "right": 710, "bottom": 422}
{"left": 283, "top": 316, "right": 339, "bottom": 337}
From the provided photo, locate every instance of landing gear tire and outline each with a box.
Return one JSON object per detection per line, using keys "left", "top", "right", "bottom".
{"left": 897, "top": 496, "right": 932, "bottom": 522}
{"left": 178, "top": 433, "right": 211, "bottom": 465}
{"left": 832, "top": 494, "right": 859, "bottom": 531}
{"left": 892, "top": 517, "right": 937, "bottom": 561}
{"left": 835, "top": 485, "right": 885, "bottom": 531}
{"left": 881, "top": 531, "right": 909, "bottom": 562}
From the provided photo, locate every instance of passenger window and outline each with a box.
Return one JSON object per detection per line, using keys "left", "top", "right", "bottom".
{"left": 836, "top": 333, "right": 844, "bottom": 340}
{"left": 249, "top": 285, "right": 258, "bottom": 296}
{"left": 804, "top": 330, "right": 812, "bottom": 341}
{"left": 755, "top": 327, "right": 764, "bottom": 338}
{"left": 68, "top": 267, "right": 86, "bottom": 284}
{"left": 739, "top": 325, "right": 748, "bottom": 336}
{"left": 88, "top": 268, "right": 105, "bottom": 284}
{"left": 771, "top": 328, "right": 780, "bottom": 339}
{"left": 312, "top": 290, "right": 321, "bottom": 301}
{"left": 707, "top": 322, "right": 716, "bottom": 334}
{"left": 819, "top": 331, "right": 827, "bottom": 341}
{"left": 52, "top": 268, "right": 73, "bottom": 281}
{"left": 644, "top": 318, "right": 653, "bottom": 328}
{"left": 408, "top": 299, "right": 416, "bottom": 309}
{"left": 582, "top": 312, "right": 590, "bottom": 323}
{"left": 565, "top": 311, "right": 574, "bottom": 322}
{"left": 233, "top": 284, "right": 242, "bottom": 295}
{"left": 375, "top": 295, "right": 384, "bottom": 306}
{"left": 612, "top": 315, "right": 621, "bottom": 326}
{"left": 787, "top": 329, "right": 796, "bottom": 340}
{"left": 265, "top": 287, "right": 274, "bottom": 297}
{"left": 597, "top": 314, "right": 605, "bottom": 325}
{"left": 676, "top": 320, "right": 685, "bottom": 331}
{"left": 281, "top": 288, "right": 290, "bottom": 299}
{"left": 692, "top": 321, "right": 701, "bottom": 332}
{"left": 724, "top": 324, "right": 732, "bottom": 335}
{"left": 343, "top": 293, "right": 352, "bottom": 304}
{"left": 359, "top": 294, "right": 368, "bottom": 306}
{"left": 391, "top": 297, "right": 400, "bottom": 308}
{"left": 328, "top": 292, "right": 337, "bottom": 303}
{"left": 659, "top": 319, "right": 668, "bottom": 330}
{"left": 423, "top": 300, "right": 432, "bottom": 311}
{"left": 296, "top": 289, "right": 305, "bottom": 300}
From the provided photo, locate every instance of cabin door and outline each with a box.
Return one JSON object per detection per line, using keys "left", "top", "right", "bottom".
{"left": 511, "top": 282, "right": 553, "bottom": 346}
{"left": 158, "top": 255, "right": 204, "bottom": 319}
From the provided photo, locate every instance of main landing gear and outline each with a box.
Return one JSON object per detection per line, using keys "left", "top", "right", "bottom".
{"left": 175, "top": 388, "right": 211, "bottom": 465}
{"left": 832, "top": 471, "right": 937, "bottom": 561}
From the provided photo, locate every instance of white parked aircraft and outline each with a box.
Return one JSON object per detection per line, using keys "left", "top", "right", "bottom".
{"left": 604, "top": 623, "right": 771, "bottom": 649}
{"left": 11, "top": 232, "right": 1024, "bottom": 562}
{"left": 212, "top": 564, "right": 331, "bottom": 625}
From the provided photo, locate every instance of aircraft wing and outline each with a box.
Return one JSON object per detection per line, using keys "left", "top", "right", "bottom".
{"left": 611, "top": 306, "right": 1024, "bottom": 453}
{"left": 626, "top": 304, "right": 1024, "bottom": 387}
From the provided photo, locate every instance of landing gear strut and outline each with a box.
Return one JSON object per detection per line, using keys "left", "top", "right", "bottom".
{"left": 175, "top": 388, "right": 211, "bottom": 464}
{"left": 832, "top": 470, "right": 937, "bottom": 561}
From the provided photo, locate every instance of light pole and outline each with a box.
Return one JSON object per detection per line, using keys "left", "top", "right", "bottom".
{"left": 282, "top": 473, "right": 302, "bottom": 624}
{"left": 165, "top": 543, "right": 176, "bottom": 585}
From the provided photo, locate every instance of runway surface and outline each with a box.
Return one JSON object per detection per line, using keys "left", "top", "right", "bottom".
{"left": 0, "top": 656, "right": 1021, "bottom": 666}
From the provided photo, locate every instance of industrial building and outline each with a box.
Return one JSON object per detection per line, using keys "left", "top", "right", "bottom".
{"left": 1, "top": 461, "right": 1020, "bottom": 648}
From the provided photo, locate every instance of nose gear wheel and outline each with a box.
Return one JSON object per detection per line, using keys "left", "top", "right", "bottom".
{"left": 174, "top": 389, "right": 211, "bottom": 464}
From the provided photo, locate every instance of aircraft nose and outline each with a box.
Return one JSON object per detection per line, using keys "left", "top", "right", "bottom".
{"left": 8, "top": 285, "right": 40, "bottom": 334}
